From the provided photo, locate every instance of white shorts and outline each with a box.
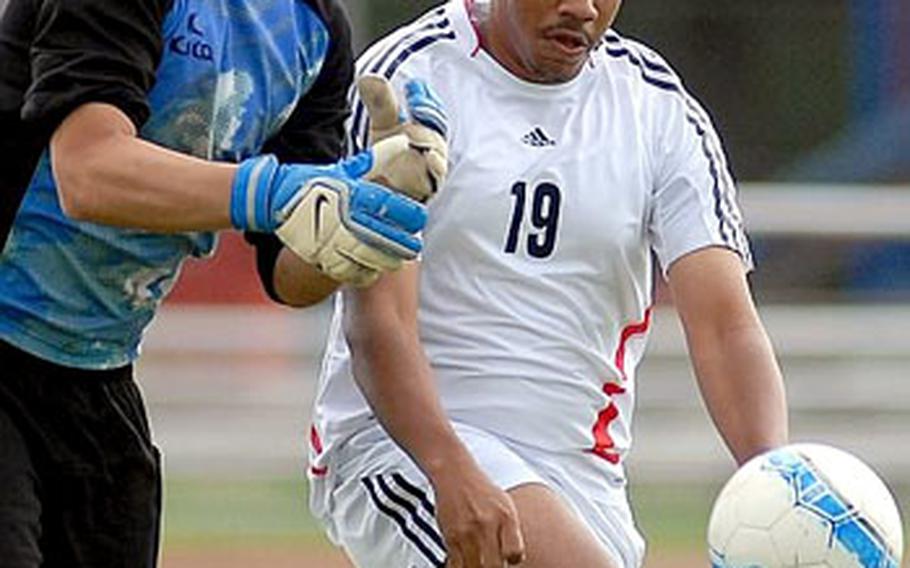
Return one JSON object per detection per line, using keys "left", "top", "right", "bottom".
{"left": 309, "top": 422, "right": 645, "bottom": 568}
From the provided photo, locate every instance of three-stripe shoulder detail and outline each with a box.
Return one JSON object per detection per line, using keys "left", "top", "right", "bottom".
{"left": 349, "top": 10, "right": 457, "bottom": 153}
{"left": 601, "top": 31, "right": 751, "bottom": 262}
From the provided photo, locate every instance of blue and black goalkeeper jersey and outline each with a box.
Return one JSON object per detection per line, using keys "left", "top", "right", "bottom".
{"left": 0, "top": 0, "right": 353, "bottom": 369}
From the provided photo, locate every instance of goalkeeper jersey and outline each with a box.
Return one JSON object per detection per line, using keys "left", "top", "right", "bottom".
{"left": 0, "top": 0, "right": 352, "bottom": 369}
{"left": 312, "top": 0, "right": 752, "bottom": 482}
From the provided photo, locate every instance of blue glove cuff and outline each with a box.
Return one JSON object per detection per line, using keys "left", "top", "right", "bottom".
{"left": 230, "top": 155, "right": 279, "bottom": 231}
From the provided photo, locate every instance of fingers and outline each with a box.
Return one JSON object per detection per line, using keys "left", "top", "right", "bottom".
{"left": 348, "top": 212, "right": 422, "bottom": 260}
{"left": 499, "top": 508, "right": 526, "bottom": 565}
{"left": 349, "top": 179, "right": 427, "bottom": 235}
{"left": 478, "top": 526, "right": 505, "bottom": 568}
{"left": 356, "top": 77, "right": 449, "bottom": 203}
{"left": 326, "top": 247, "right": 388, "bottom": 287}
{"left": 479, "top": 503, "right": 524, "bottom": 568}
{"left": 336, "top": 241, "right": 402, "bottom": 273}
{"left": 405, "top": 78, "right": 448, "bottom": 137}
{"left": 313, "top": 230, "right": 403, "bottom": 286}
{"left": 424, "top": 148, "right": 448, "bottom": 191}
{"left": 320, "top": 253, "right": 381, "bottom": 287}
{"left": 446, "top": 547, "right": 464, "bottom": 568}
{"left": 447, "top": 530, "right": 515, "bottom": 568}
{"left": 460, "top": 534, "right": 484, "bottom": 568}
{"left": 358, "top": 75, "right": 404, "bottom": 136}
{"left": 442, "top": 505, "right": 525, "bottom": 568}
{"left": 349, "top": 182, "right": 427, "bottom": 242}
{"left": 273, "top": 177, "right": 418, "bottom": 286}
{"left": 365, "top": 133, "right": 411, "bottom": 182}
{"left": 365, "top": 128, "right": 445, "bottom": 203}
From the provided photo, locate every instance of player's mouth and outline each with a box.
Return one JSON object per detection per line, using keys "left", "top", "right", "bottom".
{"left": 544, "top": 28, "right": 591, "bottom": 59}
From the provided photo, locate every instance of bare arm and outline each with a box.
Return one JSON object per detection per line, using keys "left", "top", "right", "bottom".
{"left": 667, "top": 246, "right": 788, "bottom": 465}
{"left": 50, "top": 103, "right": 237, "bottom": 231}
{"left": 344, "top": 265, "right": 472, "bottom": 478}
{"left": 343, "top": 265, "right": 524, "bottom": 567}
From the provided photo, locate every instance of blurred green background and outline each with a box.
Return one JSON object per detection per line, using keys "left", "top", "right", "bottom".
{"left": 347, "top": 0, "right": 910, "bottom": 303}
{"left": 349, "top": 0, "right": 909, "bottom": 183}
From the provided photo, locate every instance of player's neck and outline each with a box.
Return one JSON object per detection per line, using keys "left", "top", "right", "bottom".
{"left": 469, "top": 7, "right": 536, "bottom": 83}
{"left": 466, "top": 0, "right": 583, "bottom": 85}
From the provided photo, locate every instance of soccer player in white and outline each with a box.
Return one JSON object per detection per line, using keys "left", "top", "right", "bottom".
{"left": 291, "top": 0, "right": 789, "bottom": 566}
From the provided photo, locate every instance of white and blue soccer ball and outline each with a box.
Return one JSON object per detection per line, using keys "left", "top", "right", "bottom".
{"left": 708, "top": 444, "right": 904, "bottom": 568}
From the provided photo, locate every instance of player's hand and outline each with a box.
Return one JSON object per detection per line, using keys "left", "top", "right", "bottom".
{"left": 358, "top": 75, "right": 448, "bottom": 203}
{"left": 230, "top": 150, "right": 426, "bottom": 287}
{"left": 431, "top": 463, "right": 525, "bottom": 568}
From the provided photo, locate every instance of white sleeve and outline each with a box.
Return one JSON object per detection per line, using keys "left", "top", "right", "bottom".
{"left": 346, "top": 29, "right": 431, "bottom": 156}
{"left": 648, "top": 88, "right": 753, "bottom": 275}
{"left": 346, "top": 75, "right": 416, "bottom": 155}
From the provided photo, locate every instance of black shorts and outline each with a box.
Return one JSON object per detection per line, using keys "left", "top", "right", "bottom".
{"left": 0, "top": 340, "right": 161, "bottom": 568}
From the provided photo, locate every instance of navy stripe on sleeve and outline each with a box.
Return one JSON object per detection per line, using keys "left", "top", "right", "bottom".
{"left": 349, "top": 15, "right": 455, "bottom": 153}
{"left": 602, "top": 36, "right": 750, "bottom": 262}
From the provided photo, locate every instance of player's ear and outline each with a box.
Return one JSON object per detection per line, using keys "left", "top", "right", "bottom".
{"left": 358, "top": 75, "right": 404, "bottom": 136}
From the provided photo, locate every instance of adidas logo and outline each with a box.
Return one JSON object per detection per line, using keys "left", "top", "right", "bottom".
{"left": 521, "top": 127, "right": 556, "bottom": 147}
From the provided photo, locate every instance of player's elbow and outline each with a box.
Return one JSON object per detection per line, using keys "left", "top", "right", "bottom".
{"left": 342, "top": 275, "right": 420, "bottom": 362}
{"left": 270, "top": 248, "right": 341, "bottom": 307}
{"left": 53, "top": 150, "right": 104, "bottom": 222}
{"left": 51, "top": 102, "right": 136, "bottom": 223}
{"left": 343, "top": 312, "right": 376, "bottom": 356}
{"left": 343, "top": 301, "right": 405, "bottom": 358}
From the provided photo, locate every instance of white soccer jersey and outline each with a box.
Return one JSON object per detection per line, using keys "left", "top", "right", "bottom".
{"left": 310, "top": 0, "right": 751, "bottom": 484}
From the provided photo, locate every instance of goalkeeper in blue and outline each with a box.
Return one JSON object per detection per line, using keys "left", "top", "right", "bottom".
{"left": 0, "top": 0, "right": 446, "bottom": 566}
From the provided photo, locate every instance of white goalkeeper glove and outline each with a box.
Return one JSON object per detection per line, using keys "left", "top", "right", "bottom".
{"left": 357, "top": 75, "right": 449, "bottom": 203}
{"left": 230, "top": 148, "right": 426, "bottom": 287}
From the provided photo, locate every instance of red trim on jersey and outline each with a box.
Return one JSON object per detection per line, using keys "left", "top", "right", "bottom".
{"left": 589, "top": 308, "right": 654, "bottom": 464}
{"left": 309, "top": 424, "right": 328, "bottom": 477}
{"left": 614, "top": 307, "right": 653, "bottom": 381}
{"left": 464, "top": 0, "right": 484, "bottom": 57}
{"left": 591, "top": 383, "right": 627, "bottom": 464}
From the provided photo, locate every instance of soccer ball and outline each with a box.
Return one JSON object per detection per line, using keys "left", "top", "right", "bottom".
{"left": 708, "top": 444, "right": 904, "bottom": 568}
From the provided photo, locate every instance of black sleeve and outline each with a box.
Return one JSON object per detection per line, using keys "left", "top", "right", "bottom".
{"left": 0, "top": 112, "right": 43, "bottom": 250}
{"left": 0, "top": 0, "right": 170, "bottom": 249}
{"left": 24, "top": 0, "right": 172, "bottom": 132}
{"left": 245, "top": 0, "right": 355, "bottom": 303}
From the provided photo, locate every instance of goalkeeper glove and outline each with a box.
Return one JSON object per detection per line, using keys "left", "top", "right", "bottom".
{"left": 230, "top": 148, "right": 426, "bottom": 287}
{"left": 357, "top": 75, "right": 449, "bottom": 203}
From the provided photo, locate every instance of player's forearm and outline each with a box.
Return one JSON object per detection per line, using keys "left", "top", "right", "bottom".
{"left": 690, "top": 320, "right": 788, "bottom": 464}
{"left": 51, "top": 102, "right": 236, "bottom": 231}
{"left": 668, "top": 248, "right": 788, "bottom": 464}
{"left": 344, "top": 291, "right": 477, "bottom": 482}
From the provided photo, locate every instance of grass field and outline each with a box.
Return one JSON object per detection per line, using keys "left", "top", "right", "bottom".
{"left": 159, "top": 478, "right": 910, "bottom": 567}
{"left": 159, "top": 478, "right": 712, "bottom": 567}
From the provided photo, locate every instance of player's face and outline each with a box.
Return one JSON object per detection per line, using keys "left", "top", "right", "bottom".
{"left": 487, "top": 0, "right": 621, "bottom": 83}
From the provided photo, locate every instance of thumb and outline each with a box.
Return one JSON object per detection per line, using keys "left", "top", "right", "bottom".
{"left": 358, "top": 75, "right": 403, "bottom": 134}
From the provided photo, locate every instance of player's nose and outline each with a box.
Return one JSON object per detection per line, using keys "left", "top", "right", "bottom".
{"left": 557, "top": 0, "right": 598, "bottom": 23}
